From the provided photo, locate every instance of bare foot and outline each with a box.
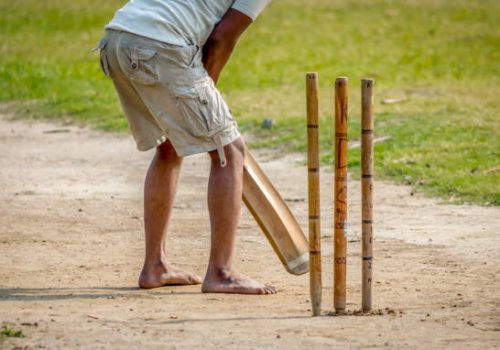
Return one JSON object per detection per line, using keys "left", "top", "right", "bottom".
{"left": 202, "top": 268, "right": 277, "bottom": 295}
{"left": 138, "top": 262, "right": 202, "bottom": 289}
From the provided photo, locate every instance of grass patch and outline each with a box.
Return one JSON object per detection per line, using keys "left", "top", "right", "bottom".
{"left": 0, "top": 0, "right": 499, "bottom": 205}
{"left": 1, "top": 325, "right": 24, "bottom": 338}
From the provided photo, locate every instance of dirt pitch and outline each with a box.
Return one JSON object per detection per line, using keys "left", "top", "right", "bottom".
{"left": 1, "top": 116, "right": 499, "bottom": 349}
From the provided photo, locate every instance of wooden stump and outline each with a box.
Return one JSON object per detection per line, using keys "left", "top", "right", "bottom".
{"left": 334, "top": 77, "right": 348, "bottom": 314}
{"left": 306, "top": 72, "right": 322, "bottom": 316}
{"left": 361, "top": 79, "right": 375, "bottom": 313}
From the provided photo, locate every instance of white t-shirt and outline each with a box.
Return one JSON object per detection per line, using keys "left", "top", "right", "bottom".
{"left": 105, "top": 0, "right": 271, "bottom": 46}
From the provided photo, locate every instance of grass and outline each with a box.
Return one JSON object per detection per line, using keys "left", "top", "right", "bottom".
{"left": 0, "top": 0, "right": 499, "bottom": 205}
{"left": 1, "top": 326, "right": 24, "bottom": 338}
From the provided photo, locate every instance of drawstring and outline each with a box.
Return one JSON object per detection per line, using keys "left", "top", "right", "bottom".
{"left": 213, "top": 134, "right": 227, "bottom": 167}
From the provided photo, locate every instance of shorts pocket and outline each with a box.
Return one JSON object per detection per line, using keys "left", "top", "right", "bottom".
{"left": 174, "top": 79, "right": 232, "bottom": 138}
{"left": 126, "top": 47, "right": 159, "bottom": 85}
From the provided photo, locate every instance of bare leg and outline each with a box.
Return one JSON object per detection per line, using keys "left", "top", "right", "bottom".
{"left": 202, "top": 138, "right": 277, "bottom": 294}
{"left": 138, "top": 140, "right": 202, "bottom": 289}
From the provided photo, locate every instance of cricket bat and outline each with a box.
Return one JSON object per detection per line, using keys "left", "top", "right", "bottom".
{"left": 243, "top": 149, "right": 309, "bottom": 275}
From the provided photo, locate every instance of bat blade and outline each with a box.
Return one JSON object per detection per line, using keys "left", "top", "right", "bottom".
{"left": 242, "top": 149, "right": 309, "bottom": 275}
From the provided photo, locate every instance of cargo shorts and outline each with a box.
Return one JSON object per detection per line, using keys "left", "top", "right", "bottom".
{"left": 94, "top": 30, "right": 240, "bottom": 167}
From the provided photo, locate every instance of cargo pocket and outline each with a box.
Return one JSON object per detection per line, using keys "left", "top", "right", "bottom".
{"left": 126, "top": 48, "right": 159, "bottom": 85}
{"left": 175, "top": 79, "right": 231, "bottom": 138}
{"left": 175, "top": 79, "right": 232, "bottom": 167}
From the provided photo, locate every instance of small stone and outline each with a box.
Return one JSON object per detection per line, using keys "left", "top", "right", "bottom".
{"left": 261, "top": 118, "right": 275, "bottom": 129}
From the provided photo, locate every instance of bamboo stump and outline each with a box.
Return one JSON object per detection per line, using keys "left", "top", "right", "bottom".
{"left": 306, "top": 72, "right": 322, "bottom": 316}
{"left": 334, "top": 77, "right": 348, "bottom": 315}
{"left": 361, "top": 79, "right": 375, "bottom": 313}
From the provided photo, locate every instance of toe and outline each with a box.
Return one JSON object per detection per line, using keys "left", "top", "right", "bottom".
{"left": 265, "top": 285, "right": 277, "bottom": 294}
{"left": 191, "top": 274, "right": 203, "bottom": 284}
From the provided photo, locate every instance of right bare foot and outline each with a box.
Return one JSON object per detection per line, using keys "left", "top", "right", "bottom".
{"left": 138, "top": 262, "right": 202, "bottom": 289}
{"left": 202, "top": 268, "right": 277, "bottom": 295}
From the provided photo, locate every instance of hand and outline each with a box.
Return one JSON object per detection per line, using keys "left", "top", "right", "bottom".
{"left": 202, "top": 9, "right": 253, "bottom": 84}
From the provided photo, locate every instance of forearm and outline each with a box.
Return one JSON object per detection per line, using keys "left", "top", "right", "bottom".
{"left": 202, "top": 35, "right": 237, "bottom": 84}
{"left": 202, "top": 9, "right": 252, "bottom": 84}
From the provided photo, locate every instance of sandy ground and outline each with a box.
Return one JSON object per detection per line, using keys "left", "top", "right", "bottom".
{"left": 0, "top": 116, "right": 499, "bottom": 350}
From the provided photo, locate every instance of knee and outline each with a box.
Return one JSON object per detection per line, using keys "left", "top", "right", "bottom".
{"left": 227, "top": 137, "right": 245, "bottom": 162}
{"left": 209, "top": 137, "right": 245, "bottom": 167}
{"left": 156, "top": 140, "right": 181, "bottom": 163}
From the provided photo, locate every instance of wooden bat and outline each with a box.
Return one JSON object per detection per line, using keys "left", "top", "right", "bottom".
{"left": 242, "top": 149, "right": 309, "bottom": 275}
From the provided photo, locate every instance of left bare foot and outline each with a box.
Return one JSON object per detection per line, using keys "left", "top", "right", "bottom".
{"left": 139, "top": 262, "right": 202, "bottom": 289}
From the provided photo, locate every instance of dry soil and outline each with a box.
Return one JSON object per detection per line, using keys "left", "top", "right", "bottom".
{"left": 1, "top": 116, "right": 499, "bottom": 349}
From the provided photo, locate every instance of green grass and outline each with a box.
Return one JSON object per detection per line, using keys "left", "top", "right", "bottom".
{"left": 1, "top": 326, "right": 24, "bottom": 338}
{"left": 0, "top": 0, "right": 499, "bottom": 205}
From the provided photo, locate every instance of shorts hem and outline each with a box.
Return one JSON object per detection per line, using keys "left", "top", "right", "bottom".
{"left": 174, "top": 129, "right": 241, "bottom": 157}
{"left": 136, "top": 134, "right": 168, "bottom": 152}
{"left": 135, "top": 128, "right": 241, "bottom": 157}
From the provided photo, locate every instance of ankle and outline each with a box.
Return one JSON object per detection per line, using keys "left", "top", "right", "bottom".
{"left": 142, "top": 257, "right": 169, "bottom": 272}
{"left": 206, "top": 265, "right": 233, "bottom": 278}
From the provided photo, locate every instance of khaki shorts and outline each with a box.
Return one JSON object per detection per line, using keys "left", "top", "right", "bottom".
{"left": 95, "top": 30, "right": 240, "bottom": 166}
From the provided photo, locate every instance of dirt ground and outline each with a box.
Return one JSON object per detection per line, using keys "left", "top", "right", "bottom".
{"left": 1, "top": 116, "right": 499, "bottom": 349}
